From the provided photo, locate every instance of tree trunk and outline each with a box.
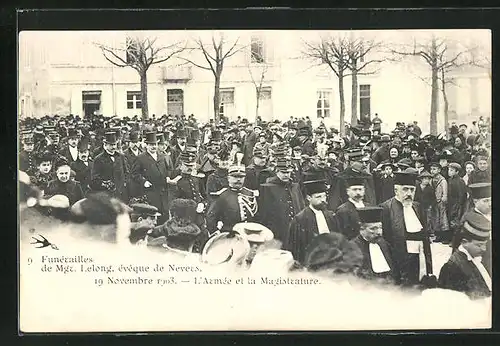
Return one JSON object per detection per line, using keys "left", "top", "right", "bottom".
{"left": 213, "top": 74, "right": 221, "bottom": 122}
{"left": 255, "top": 87, "right": 260, "bottom": 121}
{"left": 140, "top": 70, "right": 148, "bottom": 120}
{"left": 441, "top": 69, "right": 449, "bottom": 136}
{"left": 430, "top": 65, "right": 439, "bottom": 135}
{"left": 351, "top": 67, "right": 358, "bottom": 127}
{"left": 339, "top": 73, "right": 346, "bottom": 135}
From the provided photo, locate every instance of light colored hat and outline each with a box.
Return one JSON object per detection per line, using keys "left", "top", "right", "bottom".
{"left": 249, "top": 249, "right": 295, "bottom": 272}
{"left": 201, "top": 231, "right": 250, "bottom": 265}
{"left": 233, "top": 222, "right": 274, "bottom": 243}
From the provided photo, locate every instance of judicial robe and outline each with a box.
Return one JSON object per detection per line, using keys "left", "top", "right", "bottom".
{"left": 380, "top": 197, "right": 433, "bottom": 286}
{"left": 257, "top": 176, "right": 305, "bottom": 245}
{"left": 328, "top": 166, "right": 377, "bottom": 211}
{"left": 131, "top": 152, "right": 171, "bottom": 218}
{"left": 91, "top": 151, "right": 129, "bottom": 202}
{"left": 286, "top": 206, "right": 338, "bottom": 265}
{"left": 438, "top": 250, "right": 491, "bottom": 299}
{"left": 335, "top": 200, "right": 372, "bottom": 240}
{"left": 352, "top": 235, "right": 396, "bottom": 284}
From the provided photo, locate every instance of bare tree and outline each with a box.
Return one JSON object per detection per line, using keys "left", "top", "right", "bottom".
{"left": 391, "top": 35, "right": 471, "bottom": 135}
{"left": 469, "top": 44, "right": 491, "bottom": 80}
{"left": 180, "top": 34, "right": 246, "bottom": 122}
{"left": 302, "top": 35, "right": 350, "bottom": 134}
{"left": 345, "top": 37, "right": 384, "bottom": 126}
{"left": 246, "top": 47, "right": 270, "bottom": 121}
{"left": 96, "top": 36, "right": 186, "bottom": 120}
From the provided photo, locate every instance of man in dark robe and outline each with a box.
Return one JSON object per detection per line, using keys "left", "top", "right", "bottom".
{"left": 91, "top": 131, "right": 129, "bottom": 203}
{"left": 328, "top": 149, "right": 377, "bottom": 211}
{"left": 335, "top": 177, "right": 373, "bottom": 240}
{"left": 257, "top": 159, "right": 305, "bottom": 246}
{"left": 438, "top": 212, "right": 491, "bottom": 300}
{"left": 352, "top": 207, "right": 396, "bottom": 284}
{"left": 380, "top": 171, "right": 434, "bottom": 287}
{"left": 131, "top": 132, "right": 172, "bottom": 224}
{"left": 286, "top": 179, "right": 337, "bottom": 265}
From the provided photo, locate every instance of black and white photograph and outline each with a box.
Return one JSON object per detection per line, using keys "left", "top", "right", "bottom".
{"left": 18, "top": 27, "right": 492, "bottom": 331}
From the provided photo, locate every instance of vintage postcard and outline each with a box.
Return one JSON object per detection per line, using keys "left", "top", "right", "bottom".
{"left": 18, "top": 28, "right": 492, "bottom": 332}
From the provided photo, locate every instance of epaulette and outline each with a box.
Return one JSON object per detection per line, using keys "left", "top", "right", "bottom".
{"left": 242, "top": 187, "right": 259, "bottom": 197}
{"left": 210, "top": 187, "right": 227, "bottom": 196}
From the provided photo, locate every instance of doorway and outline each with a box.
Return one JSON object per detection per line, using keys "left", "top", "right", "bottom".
{"left": 82, "top": 91, "right": 102, "bottom": 117}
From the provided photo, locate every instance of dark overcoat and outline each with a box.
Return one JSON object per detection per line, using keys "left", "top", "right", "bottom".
{"left": 90, "top": 151, "right": 129, "bottom": 202}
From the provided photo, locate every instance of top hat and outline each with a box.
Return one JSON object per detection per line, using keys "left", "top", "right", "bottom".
{"left": 357, "top": 206, "right": 383, "bottom": 224}
{"left": 77, "top": 137, "right": 91, "bottom": 152}
{"left": 144, "top": 132, "right": 159, "bottom": 144}
{"left": 103, "top": 131, "right": 119, "bottom": 144}
{"left": 68, "top": 127, "right": 78, "bottom": 138}
{"left": 129, "top": 131, "right": 140, "bottom": 143}
{"left": 176, "top": 128, "right": 187, "bottom": 138}
{"left": 233, "top": 222, "right": 274, "bottom": 243}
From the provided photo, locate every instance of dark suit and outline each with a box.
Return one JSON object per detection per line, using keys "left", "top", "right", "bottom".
{"left": 352, "top": 235, "right": 396, "bottom": 284}
{"left": 70, "top": 159, "right": 93, "bottom": 195}
{"left": 45, "top": 179, "right": 84, "bottom": 206}
{"left": 335, "top": 200, "right": 372, "bottom": 240}
{"left": 328, "top": 166, "right": 377, "bottom": 211}
{"left": 123, "top": 147, "right": 143, "bottom": 198}
{"left": 131, "top": 152, "right": 171, "bottom": 218}
{"left": 91, "top": 151, "right": 129, "bottom": 202}
{"left": 438, "top": 250, "right": 491, "bottom": 299}
{"left": 60, "top": 145, "right": 79, "bottom": 164}
{"left": 286, "top": 207, "right": 338, "bottom": 264}
{"left": 257, "top": 176, "right": 305, "bottom": 245}
{"left": 380, "top": 197, "right": 433, "bottom": 286}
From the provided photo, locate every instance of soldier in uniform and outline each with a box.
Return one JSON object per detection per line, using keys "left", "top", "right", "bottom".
{"left": 257, "top": 157, "right": 305, "bottom": 246}
{"left": 205, "top": 150, "right": 230, "bottom": 205}
{"left": 206, "top": 161, "right": 259, "bottom": 234}
{"left": 172, "top": 147, "right": 206, "bottom": 228}
{"left": 91, "top": 131, "right": 129, "bottom": 202}
{"left": 19, "top": 136, "right": 36, "bottom": 176}
{"left": 244, "top": 147, "right": 272, "bottom": 190}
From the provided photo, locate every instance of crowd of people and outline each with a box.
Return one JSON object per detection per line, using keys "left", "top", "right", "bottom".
{"left": 18, "top": 111, "right": 492, "bottom": 300}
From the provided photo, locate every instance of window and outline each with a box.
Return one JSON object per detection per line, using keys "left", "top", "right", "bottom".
{"left": 127, "top": 91, "right": 142, "bottom": 109}
{"left": 316, "top": 90, "right": 332, "bottom": 118}
{"left": 251, "top": 36, "right": 265, "bottom": 63}
{"left": 258, "top": 87, "right": 273, "bottom": 121}
{"left": 167, "top": 89, "right": 184, "bottom": 116}
{"left": 82, "top": 91, "right": 102, "bottom": 118}
{"left": 219, "top": 88, "right": 235, "bottom": 120}
{"left": 359, "top": 84, "right": 371, "bottom": 123}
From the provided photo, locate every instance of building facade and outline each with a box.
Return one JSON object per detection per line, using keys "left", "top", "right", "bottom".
{"left": 18, "top": 30, "right": 491, "bottom": 134}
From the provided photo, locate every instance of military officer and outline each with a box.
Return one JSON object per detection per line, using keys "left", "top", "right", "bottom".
{"left": 206, "top": 161, "right": 259, "bottom": 234}
{"left": 19, "top": 136, "right": 36, "bottom": 176}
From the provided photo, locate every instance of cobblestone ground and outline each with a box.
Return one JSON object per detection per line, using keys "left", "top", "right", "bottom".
{"left": 431, "top": 242, "right": 453, "bottom": 276}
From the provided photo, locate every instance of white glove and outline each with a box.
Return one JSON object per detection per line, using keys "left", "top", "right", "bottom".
{"left": 144, "top": 181, "right": 152, "bottom": 188}
{"left": 217, "top": 221, "right": 223, "bottom": 230}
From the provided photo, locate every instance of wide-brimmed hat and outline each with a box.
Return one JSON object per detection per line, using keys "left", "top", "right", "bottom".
{"left": 233, "top": 222, "right": 274, "bottom": 243}
{"left": 201, "top": 231, "right": 251, "bottom": 265}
